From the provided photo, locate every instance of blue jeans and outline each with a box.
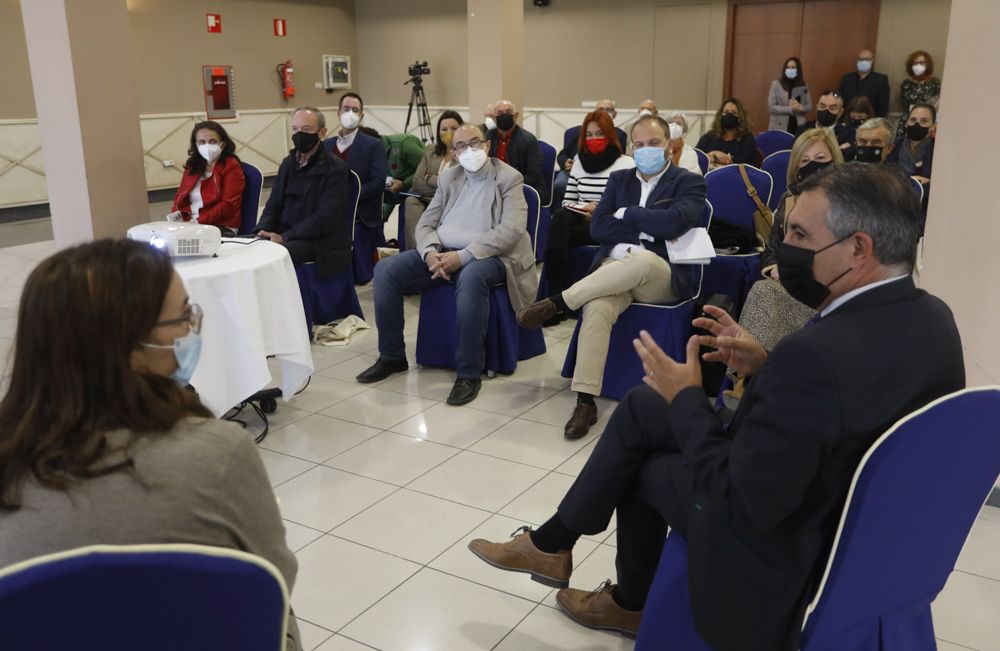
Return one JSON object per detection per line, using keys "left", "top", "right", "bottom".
{"left": 373, "top": 249, "right": 506, "bottom": 379}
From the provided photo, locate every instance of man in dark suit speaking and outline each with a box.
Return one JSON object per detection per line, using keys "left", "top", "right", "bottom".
{"left": 469, "top": 164, "right": 965, "bottom": 649}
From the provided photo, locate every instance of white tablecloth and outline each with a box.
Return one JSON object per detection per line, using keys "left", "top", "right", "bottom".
{"left": 173, "top": 240, "right": 313, "bottom": 416}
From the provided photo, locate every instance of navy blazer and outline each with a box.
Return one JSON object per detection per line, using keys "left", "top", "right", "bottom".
{"left": 324, "top": 131, "right": 389, "bottom": 229}
{"left": 589, "top": 164, "right": 707, "bottom": 299}
{"left": 557, "top": 125, "right": 630, "bottom": 168}
{"left": 668, "top": 277, "right": 964, "bottom": 650}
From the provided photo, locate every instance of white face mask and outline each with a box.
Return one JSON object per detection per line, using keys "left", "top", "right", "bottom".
{"left": 668, "top": 122, "right": 684, "bottom": 141}
{"left": 484, "top": 117, "right": 497, "bottom": 131}
{"left": 638, "top": 109, "right": 653, "bottom": 118}
{"left": 911, "top": 63, "right": 927, "bottom": 77}
{"left": 197, "top": 143, "right": 222, "bottom": 162}
{"left": 340, "top": 110, "right": 361, "bottom": 130}
{"left": 457, "top": 146, "right": 488, "bottom": 173}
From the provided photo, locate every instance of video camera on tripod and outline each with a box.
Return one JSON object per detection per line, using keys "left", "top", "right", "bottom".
{"left": 403, "top": 61, "right": 433, "bottom": 142}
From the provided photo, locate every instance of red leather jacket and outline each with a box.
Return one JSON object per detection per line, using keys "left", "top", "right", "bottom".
{"left": 171, "top": 155, "right": 246, "bottom": 230}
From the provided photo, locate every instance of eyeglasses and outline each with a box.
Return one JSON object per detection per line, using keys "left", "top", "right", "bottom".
{"left": 453, "top": 138, "right": 484, "bottom": 154}
{"left": 155, "top": 303, "right": 203, "bottom": 335}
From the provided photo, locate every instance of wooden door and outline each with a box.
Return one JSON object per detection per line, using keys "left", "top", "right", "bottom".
{"left": 725, "top": 0, "right": 880, "bottom": 137}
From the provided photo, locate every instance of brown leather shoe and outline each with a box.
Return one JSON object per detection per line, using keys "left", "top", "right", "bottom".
{"left": 517, "top": 299, "right": 559, "bottom": 329}
{"left": 468, "top": 526, "right": 572, "bottom": 588}
{"left": 564, "top": 402, "right": 598, "bottom": 439}
{"left": 555, "top": 580, "right": 643, "bottom": 638}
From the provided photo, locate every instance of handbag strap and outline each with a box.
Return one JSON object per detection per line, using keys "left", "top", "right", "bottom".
{"left": 737, "top": 164, "right": 771, "bottom": 217}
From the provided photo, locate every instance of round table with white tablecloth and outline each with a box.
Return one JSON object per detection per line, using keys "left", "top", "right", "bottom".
{"left": 172, "top": 239, "right": 313, "bottom": 416}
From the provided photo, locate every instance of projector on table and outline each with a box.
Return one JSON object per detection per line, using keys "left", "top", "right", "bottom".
{"left": 127, "top": 221, "right": 222, "bottom": 257}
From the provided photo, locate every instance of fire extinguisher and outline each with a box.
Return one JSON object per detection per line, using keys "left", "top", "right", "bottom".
{"left": 277, "top": 60, "right": 295, "bottom": 98}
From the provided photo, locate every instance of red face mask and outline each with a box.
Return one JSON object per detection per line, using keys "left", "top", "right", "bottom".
{"left": 585, "top": 137, "right": 609, "bottom": 155}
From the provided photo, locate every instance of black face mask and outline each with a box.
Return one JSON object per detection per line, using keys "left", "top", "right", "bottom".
{"left": 292, "top": 131, "right": 320, "bottom": 153}
{"left": 776, "top": 235, "right": 853, "bottom": 309}
{"left": 796, "top": 159, "right": 832, "bottom": 183}
{"left": 816, "top": 109, "right": 838, "bottom": 127}
{"left": 848, "top": 117, "right": 864, "bottom": 128}
{"left": 855, "top": 145, "right": 883, "bottom": 164}
{"left": 906, "top": 123, "right": 930, "bottom": 142}
{"left": 720, "top": 113, "right": 739, "bottom": 130}
{"left": 495, "top": 114, "right": 515, "bottom": 131}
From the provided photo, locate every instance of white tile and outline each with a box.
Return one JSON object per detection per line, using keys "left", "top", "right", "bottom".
{"left": 314, "top": 353, "right": 382, "bottom": 383}
{"left": 281, "top": 375, "right": 371, "bottom": 413}
{"left": 520, "top": 388, "right": 617, "bottom": 436}
{"left": 260, "top": 414, "right": 381, "bottom": 463}
{"left": 499, "top": 353, "right": 571, "bottom": 390}
{"left": 554, "top": 439, "right": 598, "bottom": 477}
{"left": 307, "top": 344, "right": 363, "bottom": 371}
{"left": 391, "top": 402, "right": 512, "bottom": 448}
{"left": 257, "top": 448, "right": 317, "bottom": 488}
{"left": 408, "top": 451, "right": 547, "bottom": 512}
{"left": 495, "top": 602, "right": 635, "bottom": 651}
{"left": 378, "top": 366, "right": 458, "bottom": 402}
{"left": 932, "top": 570, "right": 1000, "bottom": 651}
{"left": 465, "top": 379, "right": 559, "bottom": 417}
{"left": 934, "top": 641, "right": 977, "bottom": 651}
{"left": 333, "top": 489, "right": 490, "bottom": 564}
{"left": 979, "top": 504, "right": 1000, "bottom": 523}
{"left": 314, "top": 635, "right": 375, "bottom": 650}
{"left": 319, "top": 388, "right": 437, "bottom": 430}
{"left": 274, "top": 466, "right": 397, "bottom": 531}
{"left": 500, "top": 472, "right": 575, "bottom": 525}
{"left": 283, "top": 520, "right": 324, "bottom": 553}
{"left": 324, "top": 431, "right": 459, "bottom": 486}
{"left": 292, "top": 535, "right": 419, "bottom": 632}
{"left": 340, "top": 568, "right": 536, "bottom": 651}
{"left": 430, "top": 513, "right": 599, "bottom": 604}
{"left": 294, "top": 617, "right": 334, "bottom": 651}
{"left": 957, "top": 517, "right": 1000, "bottom": 582}
{"left": 470, "top": 418, "right": 596, "bottom": 470}
{"left": 542, "top": 543, "right": 619, "bottom": 610}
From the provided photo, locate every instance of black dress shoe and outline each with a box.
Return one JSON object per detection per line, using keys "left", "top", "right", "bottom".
{"left": 356, "top": 357, "right": 409, "bottom": 384}
{"left": 447, "top": 378, "right": 482, "bottom": 405}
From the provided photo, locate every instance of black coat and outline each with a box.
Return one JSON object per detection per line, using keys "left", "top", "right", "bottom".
{"left": 668, "top": 277, "right": 965, "bottom": 650}
{"left": 255, "top": 147, "right": 352, "bottom": 277}
{"left": 486, "top": 125, "right": 547, "bottom": 198}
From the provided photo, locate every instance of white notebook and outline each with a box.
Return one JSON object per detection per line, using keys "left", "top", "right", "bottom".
{"left": 666, "top": 227, "right": 716, "bottom": 265}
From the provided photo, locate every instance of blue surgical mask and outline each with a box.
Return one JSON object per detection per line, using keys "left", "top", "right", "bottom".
{"left": 857, "top": 60, "right": 873, "bottom": 74}
{"left": 143, "top": 331, "right": 203, "bottom": 386}
{"left": 634, "top": 146, "right": 667, "bottom": 175}
{"left": 784, "top": 68, "right": 798, "bottom": 80}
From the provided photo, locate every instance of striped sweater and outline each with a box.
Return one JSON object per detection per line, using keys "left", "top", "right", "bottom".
{"left": 563, "top": 155, "right": 636, "bottom": 206}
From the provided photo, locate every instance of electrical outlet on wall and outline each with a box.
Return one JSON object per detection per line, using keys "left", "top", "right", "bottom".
{"left": 313, "top": 81, "right": 323, "bottom": 89}
{"left": 162, "top": 160, "right": 174, "bottom": 168}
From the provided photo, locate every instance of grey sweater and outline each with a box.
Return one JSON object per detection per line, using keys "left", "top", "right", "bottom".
{"left": 0, "top": 418, "right": 300, "bottom": 650}
{"left": 434, "top": 161, "right": 495, "bottom": 265}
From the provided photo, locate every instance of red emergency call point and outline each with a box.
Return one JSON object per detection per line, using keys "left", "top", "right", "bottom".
{"left": 274, "top": 19, "right": 287, "bottom": 36}
{"left": 206, "top": 14, "right": 222, "bottom": 33}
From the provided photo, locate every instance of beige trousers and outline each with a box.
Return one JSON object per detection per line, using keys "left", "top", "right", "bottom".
{"left": 562, "top": 249, "right": 676, "bottom": 395}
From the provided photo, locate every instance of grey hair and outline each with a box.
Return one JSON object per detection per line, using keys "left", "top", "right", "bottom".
{"left": 630, "top": 114, "right": 671, "bottom": 138}
{"left": 292, "top": 106, "right": 326, "bottom": 130}
{"left": 665, "top": 111, "right": 689, "bottom": 133}
{"left": 798, "top": 163, "right": 921, "bottom": 273}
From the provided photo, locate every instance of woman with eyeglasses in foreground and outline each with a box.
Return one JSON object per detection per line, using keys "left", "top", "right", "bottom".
{"left": 0, "top": 239, "right": 300, "bottom": 650}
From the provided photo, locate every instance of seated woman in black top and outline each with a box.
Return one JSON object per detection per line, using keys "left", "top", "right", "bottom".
{"left": 696, "top": 98, "right": 759, "bottom": 167}
{"left": 886, "top": 103, "right": 936, "bottom": 185}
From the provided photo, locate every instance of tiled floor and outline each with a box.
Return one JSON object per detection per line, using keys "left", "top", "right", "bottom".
{"left": 2, "top": 224, "right": 999, "bottom": 650}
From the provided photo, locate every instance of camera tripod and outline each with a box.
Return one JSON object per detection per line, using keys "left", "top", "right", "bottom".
{"left": 404, "top": 77, "right": 434, "bottom": 143}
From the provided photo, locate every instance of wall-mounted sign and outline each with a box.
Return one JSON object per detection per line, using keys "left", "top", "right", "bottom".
{"left": 206, "top": 14, "right": 222, "bottom": 33}
{"left": 323, "top": 55, "right": 351, "bottom": 90}
{"left": 274, "top": 19, "right": 286, "bottom": 37}
{"left": 203, "top": 65, "right": 236, "bottom": 120}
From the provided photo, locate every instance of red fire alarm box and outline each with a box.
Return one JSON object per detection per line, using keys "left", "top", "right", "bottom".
{"left": 202, "top": 65, "right": 236, "bottom": 120}
{"left": 206, "top": 14, "right": 222, "bottom": 33}
{"left": 274, "top": 19, "right": 286, "bottom": 36}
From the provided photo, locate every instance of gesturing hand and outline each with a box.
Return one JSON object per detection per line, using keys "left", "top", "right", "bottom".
{"left": 632, "top": 330, "right": 703, "bottom": 404}
{"left": 692, "top": 304, "right": 768, "bottom": 377}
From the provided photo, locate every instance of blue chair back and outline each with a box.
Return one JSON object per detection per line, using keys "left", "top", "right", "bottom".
{"left": 761, "top": 150, "right": 792, "bottom": 212}
{"left": 757, "top": 130, "right": 796, "bottom": 159}
{"left": 799, "top": 386, "right": 1000, "bottom": 647}
{"left": 538, "top": 140, "right": 557, "bottom": 207}
{"left": 908, "top": 176, "right": 925, "bottom": 203}
{"left": 347, "top": 170, "right": 361, "bottom": 239}
{"left": 239, "top": 162, "right": 264, "bottom": 235}
{"left": 704, "top": 164, "right": 773, "bottom": 231}
{"left": 523, "top": 184, "right": 542, "bottom": 258}
{"left": 0, "top": 544, "right": 288, "bottom": 651}
{"left": 693, "top": 148, "right": 710, "bottom": 175}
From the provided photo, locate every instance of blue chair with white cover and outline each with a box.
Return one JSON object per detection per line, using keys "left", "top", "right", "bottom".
{"left": 762, "top": 149, "right": 792, "bottom": 212}
{"left": 295, "top": 170, "right": 364, "bottom": 335}
{"left": 532, "top": 140, "right": 558, "bottom": 261}
{"left": 0, "top": 544, "right": 288, "bottom": 651}
{"left": 694, "top": 148, "right": 709, "bottom": 175}
{"left": 757, "top": 130, "right": 796, "bottom": 159}
{"left": 636, "top": 386, "right": 1000, "bottom": 651}
{"left": 702, "top": 164, "right": 773, "bottom": 316}
{"left": 909, "top": 175, "right": 925, "bottom": 202}
{"left": 413, "top": 185, "right": 546, "bottom": 376}
{"left": 238, "top": 162, "right": 264, "bottom": 235}
{"left": 559, "top": 199, "right": 713, "bottom": 400}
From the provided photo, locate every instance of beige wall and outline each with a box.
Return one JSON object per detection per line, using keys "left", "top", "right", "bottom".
{"left": 875, "top": 0, "right": 951, "bottom": 114}
{"left": 1, "top": 0, "right": 35, "bottom": 118}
